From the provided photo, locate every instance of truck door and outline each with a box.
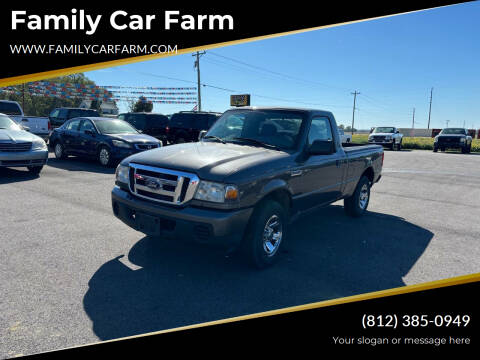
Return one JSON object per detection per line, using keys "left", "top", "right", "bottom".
{"left": 292, "top": 116, "right": 346, "bottom": 212}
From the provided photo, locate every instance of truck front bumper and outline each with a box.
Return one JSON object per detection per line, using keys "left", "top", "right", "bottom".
{"left": 111, "top": 186, "right": 253, "bottom": 249}
{"left": 0, "top": 149, "right": 48, "bottom": 167}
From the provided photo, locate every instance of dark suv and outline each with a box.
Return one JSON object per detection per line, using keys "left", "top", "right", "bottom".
{"left": 118, "top": 112, "right": 169, "bottom": 145}
{"left": 433, "top": 128, "right": 473, "bottom": 153}
{"left": 167, "top": 111, "right": 221, "bottom": 144}
{"left": 49, "top": 108, "right": 100, "bottom": 128}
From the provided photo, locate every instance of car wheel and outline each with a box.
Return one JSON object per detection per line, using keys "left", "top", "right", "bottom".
{"left": 54, "top": 143, "right": 66, "bottom": 159}
{"left": 27, "top": 166, "right": 43, "bottom": 174}
{"left": 397, "top": 141, "right": 402, "bottom": 151}
{"left": 344, "top": 175, "right": 371, "bottom": 217}
{"left": 98, "top": 146, "right": 112, "bottom": 167}
{"left": 441, "top": 147, "right": 446, "bottom": 152}
{"left": 243, "top": 200, "right": 287, "bottom": 268}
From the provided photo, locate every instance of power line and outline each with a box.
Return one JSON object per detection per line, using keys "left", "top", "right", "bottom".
{"left": 208, "top": 51, "right": 353, "bottom": 93}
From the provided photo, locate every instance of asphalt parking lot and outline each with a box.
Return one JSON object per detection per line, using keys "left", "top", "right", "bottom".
{"left": 1, "top": 149, "right": 480, "bottom": 357}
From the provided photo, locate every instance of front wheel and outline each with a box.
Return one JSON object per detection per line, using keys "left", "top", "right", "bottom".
{"left": 344, "top": 176, "right": 371, "bottom": 217}
{"left": 54, "top": 143, "right": 66, "bottom": 159}
{"left": 243, "top": 200, "right": 287, "bottom": 268}
{"left": 98, "top": 146, "right": 112, "bottom": 167}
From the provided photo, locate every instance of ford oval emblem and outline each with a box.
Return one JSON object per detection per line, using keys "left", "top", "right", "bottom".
{"left": 145, "top": 178, "right": 161, "bottom": 190}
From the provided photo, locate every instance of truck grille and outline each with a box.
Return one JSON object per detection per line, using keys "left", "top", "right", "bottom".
{"left": 0, "top": 142, "right": 32, "bottom": 152}
{"left": 128, "top": 163, "right": 199, "bottom": 205}
{"left": 438, "top": 136, "right": 461, "bottom": 144}
{"left": 372, "top": 136, "right": 386, "bottom": 142}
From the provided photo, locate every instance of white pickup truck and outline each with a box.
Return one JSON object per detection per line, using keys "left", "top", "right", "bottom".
{"left": 0, "top": 100, "right": 50, "bottom": 142}
{"left": 338, "top": 129, "right": 352, "bottom": 144}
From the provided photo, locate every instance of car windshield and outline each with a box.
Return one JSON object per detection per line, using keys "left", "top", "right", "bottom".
{"left": 0, "top": 102, "right": 21, "bottom": 115}
{"left": 93, "top": 119, "right": 138, "bottom": 134}
{"left": 204, "top": 110, "right": 306, "bottom": 150}
{"left": 440, "top": 128, "right": 466, "bottom": 135}
{"left": 373, "top": 127, "right": 395, "bottom": 133}
{"left": 0, "top": 115, "right": 21, "bottom": 130}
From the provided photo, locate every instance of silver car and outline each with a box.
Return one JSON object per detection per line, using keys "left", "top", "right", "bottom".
{"left": 0, "top": 113, "right": 48, "bottom": 174}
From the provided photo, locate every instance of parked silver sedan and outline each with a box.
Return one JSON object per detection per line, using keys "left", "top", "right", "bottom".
{"left": 0, "top": 113, "right": 48, "bottom": 174}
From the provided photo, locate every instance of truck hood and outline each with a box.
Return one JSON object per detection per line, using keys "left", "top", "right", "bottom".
{"left": 369, "top": 133, "right": 395, "bottom": 137}
{"left": 125, "top": 141, "right": 288, "bottom": 181}
{"left": 0, "top": 129, "right": 42, "bottom": 143}
{"left": 437, "top": 134, "right": 466, "bottom": 138}
{"left": 110, "top": 133, "right": 160, "bottom": 143}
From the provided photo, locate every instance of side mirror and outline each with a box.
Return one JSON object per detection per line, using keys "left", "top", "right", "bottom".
{"left": 84, "top": 129, "right": 95, "bottom": 136}
{"left": 198, "top": 130, "right": 207, "bottom": 141}
{"left": 308, "top": 139, "right": 334, "bottom": 155}
{"left": 22, "top": 126, "right": 30, "bottom": 132}
{"left": 395, "top": 130, "right": 399, "bottom": 134}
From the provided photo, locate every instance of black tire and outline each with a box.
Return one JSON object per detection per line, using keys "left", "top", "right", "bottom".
{"left": 243, "top": 200, "right": 287, "bottom": 268}
{"left": 441, "top": 147, "right": 446, "bottom": 152}
{"left": 27, "top": 166, "right": 43, "bottom": 174}
{"left": 98, "top": 146, "right": 112, "bottom": 167}
{"left": 53, "top": 142, "right": 66, "bottom": 159}
{"left": 344, "top": 176, "right": 371, "bottom": 217}
{"left": 397, "top": 141, "right": 402, "bottom": 151}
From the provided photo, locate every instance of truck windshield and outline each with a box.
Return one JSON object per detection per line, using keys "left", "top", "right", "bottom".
{"left": 440, "top": 128, "right": 466, "bottom": 135}
{"left": 373, "top": 127, "right": 395, "bottom": 133}
{"left": 93, "top": 119, "right": 138, "bottom": 134}
{"left": 0, "top": 102, "right": 22, "bottom": 115}
{"left": 0, "top": 115, "right": 21, "bottom": 130}
{"left": 205, "top": 110, "right": 305, "bottom": 150}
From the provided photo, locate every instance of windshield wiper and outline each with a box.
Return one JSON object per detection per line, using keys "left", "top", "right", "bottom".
{"left": 232, "top": 137, "right": 281, "bottom": 150}
{"left": 203, "top": 135, "right": 226, "bottom": 144}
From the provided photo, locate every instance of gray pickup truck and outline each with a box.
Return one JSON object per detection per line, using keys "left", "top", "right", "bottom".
{"left": 112, "top": 107, "right": 384, "bottom": 267}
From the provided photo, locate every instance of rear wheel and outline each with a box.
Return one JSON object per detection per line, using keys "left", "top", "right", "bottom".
{"left": 27, "top": 166, "right": 43, "bottom": 175}
{"left": 344, "top": 176, "right": 371, "bottom": 217}
{"left": 243, "top": 200, "right": 287, "bottom": 268}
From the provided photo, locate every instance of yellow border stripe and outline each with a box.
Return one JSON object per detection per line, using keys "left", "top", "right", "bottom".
{"left": 53, "top": 272, "right": 478, "bottom": 353}
{"left": 0, "top": 4, "right": 453, "bottom": 87}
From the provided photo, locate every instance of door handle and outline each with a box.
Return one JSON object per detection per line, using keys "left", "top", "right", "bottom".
{"left": 290, "top": 170, "right": 303, "bottom": 177}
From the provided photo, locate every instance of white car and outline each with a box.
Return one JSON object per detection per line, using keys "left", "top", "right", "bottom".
{"left": 338, "top": 129, "right": 352, "bottom": 144}
{"left": 0, "top": 100, "right": 50, "bottom": 142}
{"left": 368, "top": 127, "right": 403, "bottom": 150}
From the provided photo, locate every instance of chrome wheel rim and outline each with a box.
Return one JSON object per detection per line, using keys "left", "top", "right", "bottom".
{"left": 359, "top": 184, "right": 369, "bottom": 209}
{"left": 99, "top": 149, "right": 110, "bottom": 165}
{"left": 55, "top": 144, "right": 63, "bottom": 158}
{"left": 262, "top": 215, "right": 283, "bottom": 256}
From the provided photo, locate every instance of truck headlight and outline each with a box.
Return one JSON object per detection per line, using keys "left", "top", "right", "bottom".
{"left": 112, "top": 140, "right": 132, "bottom": 149}
{"left": 115, "top": 164, "right": 129, "bottom": 184}
{"left": 32, "top": 139, "right": 47, "bottom": 150}
{"left": 460, "top": 137, "right": 466, "bottom": 143}
{"left": 194, "top": 181, "right": 238, "bottom": 203}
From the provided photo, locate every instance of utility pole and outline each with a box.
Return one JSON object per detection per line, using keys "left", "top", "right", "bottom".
{"left": 412, "top": 107, "right": 415, "bottom": 129}
{"left": 351, "top": 91, "right": 360, "bottom": 135}
{"left": 427, "top": 87, "right": 433, "bottom": 129}
{"left": 446, "top": 120, "right": 450, "bottom": 128}
{"left": 193, "top": 51, "right": 206, "bottom": 112}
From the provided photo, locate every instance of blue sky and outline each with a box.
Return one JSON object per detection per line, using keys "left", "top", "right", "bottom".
{"left": 86, "top": 2, "right": 480, "bottom": 130}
